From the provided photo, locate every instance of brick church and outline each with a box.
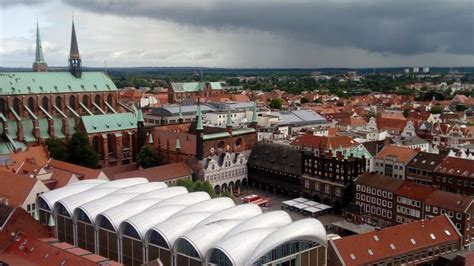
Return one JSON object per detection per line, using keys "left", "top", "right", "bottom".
{"left": 0, "top": 20, "right": 141, "bottom": 167}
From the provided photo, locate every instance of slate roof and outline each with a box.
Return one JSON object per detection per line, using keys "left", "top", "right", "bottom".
{"left": 248, "top": 142, "right": 302, "bottom": 176}
{"left": 0, "top": 72, "right": 117, "bottom": 95}
{"left": 356, "top": 172, "right": 404, "bottom": 193}
{"left": 80, "top": 112, "right": 136, "bottom": 134}
{"left": 407, "top": 152, "right": 446, "bottom": 171}
{"left": 361, "top": 140, "right": 386, "bottom": 156}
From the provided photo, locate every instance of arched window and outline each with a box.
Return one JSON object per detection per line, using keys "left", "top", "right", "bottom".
{"left": 41, "top": 96, "right": 49, "bottom": 111}
{"left": 27, "top": 97, "right": 35, "bottom": 111}
{"left": 217, "top": 141, "right": 225, "bottom": 150}
{"left": 107, "top": 94, "right": 113, "bottom": 105}
{"left": 0, "top": 98, "right": 6, "bottom": 115}
{"left": 13, "top": 97, "right": 21, "bottom": 115}
{"left": 235, "top": 138, "right": 243, "bottom": 148}
{"left": 69, "top": 95, "right": 76, "bottom": 109}
{"left": 82, "top": 95, "right": 89, "bottom": 106}
{"left": 94, "top": 95, "right": 101, "bottom": 105}
{"left": 55, "top": 96, "right": 62, "bottom": 108}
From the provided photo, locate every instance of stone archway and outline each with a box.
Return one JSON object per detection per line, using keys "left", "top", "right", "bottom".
{"left": 214, "top": 185, "right": 221, "bottom": 195}
{"left": 312, "top": 194, "right": 321, "bottom": 203}
{"left": 221, "top": 183, "right": 228, "bottom": 193}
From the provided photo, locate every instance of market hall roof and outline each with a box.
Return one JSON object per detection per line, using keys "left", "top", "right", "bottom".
{"left": 0, "top": 72, "right": 117, "bottom": 95}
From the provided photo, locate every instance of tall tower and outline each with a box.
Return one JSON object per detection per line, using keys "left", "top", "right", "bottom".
{"left": 250, "top": 102, "right": 258, "bottom": 129}
{"left": 32, "top": 21, "right": 48, "bottom": 72}
{"left": 136, "top": 108, "right": 146, "bottom": 154}
{"left": 69, "top": 19, "right": 82, "bottom": 78}
{"left": 195, "top": 104, "right": 204, "bottom": 160}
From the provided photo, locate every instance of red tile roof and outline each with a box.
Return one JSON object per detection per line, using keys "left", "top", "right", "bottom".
{"left": 0, "top": 172, "right": 42, "bottom": 207}
{"left": 0, "top": 232, "right": 118, "bottom": 266}
{"left": 291, "top": 134, "right": 359, "bottom": 150}
{"left": 331, "top": 215, "right": 461, "bottom": 265}
{"left": 424, "top": 190, "right": 473, "bottom": 213}
{"left": 396, "top": 181, "right": 436, "bottom": 201}
{"left": 435, "top": 157, "right": 474, "bottom": 178}
{"left": 112, "top": 162, "right": 192, "bottom": 182}
{"left": 374, "top": 145, "right": 419, "bottom": 163}
{"left": 46, "top": 159, "right": 102, "bottom": 180}
{"left": 0, "top": 146, "right": 49, "bottom": 174}
{"left": 376, "top": 117, "right": 407, "bottom": 132}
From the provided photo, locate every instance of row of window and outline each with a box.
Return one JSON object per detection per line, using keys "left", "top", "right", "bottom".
{"left": 206, "top": 167, "right": 247, "bottom": 182}
{"left": 436, "top": 176, "right": 474, "bottom": 188}
{"left": 375, "top": 162, "right": 404, "bottom": 171}
{"left": 355, "top": 185, "right": 393, "bottom": 199}
{"left": 357, "top": 202, "right": 392, "bottom": 219}
{"left": 397, "top": 205, "right": 421, "bottom": 218}
{"left": 304, "top": 180, "right": 342, "bottom": 196}
{"left": 356, "top": 193, "right": 393, "bottom": 208}
{"left": 397, "top": 196, "right": 421, "bottom": 208}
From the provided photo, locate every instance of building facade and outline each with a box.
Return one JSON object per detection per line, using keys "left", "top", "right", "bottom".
{"left": 433, "top": 156, "right": 474, "bottom": 197}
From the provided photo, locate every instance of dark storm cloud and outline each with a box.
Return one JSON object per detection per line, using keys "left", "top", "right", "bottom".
{"left": 61, "top": 0, "right": 474, "bottom": 56}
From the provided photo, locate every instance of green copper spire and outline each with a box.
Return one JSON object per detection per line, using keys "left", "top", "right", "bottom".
{"left": 132, "top": 103, "right": 138, "bottom": 115}
{"left": 33, "top": 208, "right": 39, "bottom": 221}
{"left": 48, "top": 214, "right": 55, "bottom": 227}
{"left": 251, "top": 102, "right": 257, "bottom": 123}
{"left": 35, "top": 21, "right": 45, "bottom": 63}
{"left": 196, "top": 104, "right": 203, "bottom": 130}
{"left": 178, "top": 105, "right": 183, "bottom": 120}
{"left": 226, "top": 105, "right": 232, "bottom": 128}
{"left": 148, "top": 133, "right": 154, "bottom": 144}
{"left": 137, "top": 108, "right": 144, "bottom": 123}
{"left": 175, "top": 137, "right": 181, "bottom": 150}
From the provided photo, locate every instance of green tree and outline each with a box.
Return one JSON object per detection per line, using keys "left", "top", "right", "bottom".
{"left": 403, "top": 109, "right": 410, "bottom": 118}
{"left": 45, "top": 138, "right": 67, "bottom": 161}
{"left": 137, "top": 145, "right": 162, "bottom": 169}
{"left": 431, "top": 105, "right": 444, "bottom": 114}
{"left": 455, "top": 104, "right": 468, "bottom": 112}
{"left": 67, "top": 132, "right": 99, "bottom": 168}
{"left": 175, "top": 178, "right": 194, "bottom": 191}
{"left": 175, "top": 179, "right": 217, "bottom": 198}
{"left": 300, "top": 97, "right": 309, "bottom": 104}
{"left": 269, "top": 98, "right": 283, "bottom": 109}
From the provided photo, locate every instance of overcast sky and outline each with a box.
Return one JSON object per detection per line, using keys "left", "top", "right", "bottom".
{"left": 1, "top": 0, "right": 473, "bottom": 68}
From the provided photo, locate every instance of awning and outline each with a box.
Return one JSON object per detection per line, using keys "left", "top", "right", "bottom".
{"left": 332, "top": 220, "right": 375, "bottom": 234}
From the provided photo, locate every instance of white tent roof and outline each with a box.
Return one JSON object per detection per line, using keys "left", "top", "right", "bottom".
{"left": 120, "top": 205, "right": 188, "bottom": 240}
{"left": 54, "top": 187, "right": 120, "bottom": 217}
{"left": 223, "top": 211, "right": 292, "bottom": 240}
{"left": 196, "top": 204, "right": 262, "bottom": 227}
{"left": 130, "top": 186, "right": 187, "bottom": 201}
{"left": 93, "top": 178, "right": 148, "bottom": 189}
{"left": 109, "top": 181, "right": 167, "bottom": 194}
{"left": 150, "top": 192, "right": 210, "bottom": 209}
{"left": 38, "top": 180, "right": 106, "bottom": 210}
{"left": 173, "top": 197, "right": 234, "bottom": 217}
{"left": 176, "top": 219, "right": 244, "bottom": 260}
{"left": 246, "top": 218, "right": 327, "bottom": 264}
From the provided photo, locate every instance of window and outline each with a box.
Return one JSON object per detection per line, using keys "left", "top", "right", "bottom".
{"left": 361, "top": 195, "right": 365, "bottom": 201}
{"left": 383, "top": 191, "right": 387, "bottom": 198}
{"left": 433, "top": 207, "right": 438, "bottom": 214}
{"left": 356, "top": 193, "right": 360, "bottom": 200}
{"left": 361, "top": 186, "right": 366, "bottom": 192}
{"left": 305, "top": 180, "right": 310, "bottom": 189}
{"left": 425, "top": 205, "right": 431, "bottom": 212}
{"left": 388, "top": 202, "right": 392, "bottom": 208}
{"left": 377, "top": 190, "right": 381, "bottom": 197}
{"left": 388, "top": 193, "right": 393, "bottom": 199}
{"left": 27, "top": 204, "right": 31, "bottom": 212}
{"left": 356, "top": 185, "right": 360, "bottom": 191}
{"left": 325, "top": 185, "right": 330, "bottom": 194}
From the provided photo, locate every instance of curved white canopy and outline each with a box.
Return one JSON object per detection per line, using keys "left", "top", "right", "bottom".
{"left": 175, "top": 219, "right": 243, "bottom": 260}
{"left": 173, "top": 197, "right": 235, "bottom": 217}
{"left": 246, "top": 218, "right": 327, "bottom": 264}
{"left": 119, "top": 205, "right": 187, "bottom": 240}
{"left": 93, "top": 177, "right": 148, "bottom": 189}
{"left": 38, "top": 180, "right": 106, "bottom": 210}
{"left": 223, "top": 211, "right": 292, "bottom": 240}
{"left": 111, "top": 182, "right": 167, "bottom": 195}
{"left": 130, "top": 186, "right": 188, "bottom": 201}
{"left": 150, "top": 192, "right": 211, "bottom": 209}
{"left": 206, "top": 228, "right": 276, "bottom": 266}
{"left": 74, "top": 193, "right": 142, "bottom": 225}
{"left": 196, "top": 204, "right": 262, "bottom": 228}
{"left": 95, "top": 199, "right": 163, "bottom": 231}
{"left": 54, "top": 187, "right": 119, "bottom": 217}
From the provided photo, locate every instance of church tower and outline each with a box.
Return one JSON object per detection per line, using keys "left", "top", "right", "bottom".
{"left": 69, "top": 19, "right": 82, "bottom": 78}
{"left": 32, "top": 21, "right": 48, "bottom": 72}
{"left": 195, "top": 104, "right": 204, "bottom": 160}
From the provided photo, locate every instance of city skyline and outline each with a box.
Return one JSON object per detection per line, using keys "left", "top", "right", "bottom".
{"left": 1, "top": 0, "right": 473, "bottom": 68}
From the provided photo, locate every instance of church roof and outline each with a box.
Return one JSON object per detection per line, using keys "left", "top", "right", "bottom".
{"left": 80, "top": 112, "right": 136, "bottom": 134}
{"left": 0, "top": 72, "right": 117, "bottom": 95}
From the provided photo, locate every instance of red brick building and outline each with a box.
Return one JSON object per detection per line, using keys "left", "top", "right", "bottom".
{"left": 433, "top": 156, "right": 474, "bottom": 197}
{"left": 328, "top": 215, "right": 463, "bottom": 266}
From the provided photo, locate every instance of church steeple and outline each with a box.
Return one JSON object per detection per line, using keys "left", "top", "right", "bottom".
{"left": 69, "top": 18, "right": 82, "bottom": 78}
{"left": 32, "top": 20, "right": 48, "bottom": 72}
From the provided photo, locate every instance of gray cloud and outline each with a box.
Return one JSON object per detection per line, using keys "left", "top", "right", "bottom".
{"left": 61, "top": 0, "right": 474, "bottom": 56}
{"left": 2, "top": 0, "right": 46, "bottom": 8}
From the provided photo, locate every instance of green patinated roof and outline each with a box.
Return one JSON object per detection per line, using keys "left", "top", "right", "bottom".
{"left": 38, "top": 118, "right": 50, "bottom": 138}
{"left": 81, "top": 112, "right": 136, "bottom": 134}
{"left": 171, "top": 82, "right": 222, "bottom": 92}
{"left": 53, "top": 117, "right": 66, "bottom": 139}
{"left": 22, "top": 119, "right": 36, "bottom": 142}
{"left": 0, "top": 72, "right": 117, "bottom": 95}
{"left": 68, "top": 117, "right": 76, "bottom": 135}
{"left": 137, "top": 108, "right": 144, "bottom": 122}
{"left": 203, "top": 127, "right": 255, "bottom": 140}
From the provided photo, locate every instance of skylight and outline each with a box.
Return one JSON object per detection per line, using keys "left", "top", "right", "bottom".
{"left": 373, "top": 235, "right": 379, "bottom": 241}
{"left": 430, "top": 233, "right": 436, "bottom": 240}
{"left": 368, "top": 249, "right": 374, "bottom": 256}
{"left": 410, "top": 238, "right": 416, "bottom": 245}
{"left": 350, "top": 254, "right": 356, "bottom": 260}
{"left": 444, "top": 230, "right": 451, "bottom": 236}
{"left": 389, "top": 243, "right": 396, "bottom": 250}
